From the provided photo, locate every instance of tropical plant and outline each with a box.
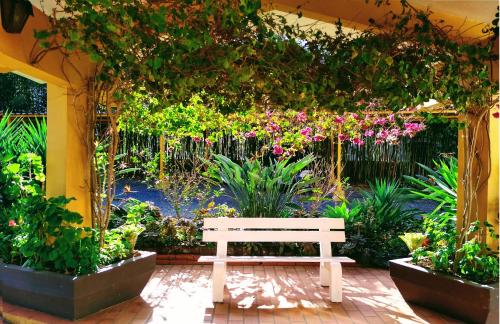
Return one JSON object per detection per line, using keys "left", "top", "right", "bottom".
{"left": 18, "top": 118, "right": 47, "bottom": 164}
{"left": 0, "top": 112, "right": 23, "bottom": 155}
{"left": 208, "top": 154, "right": 317, "bottom": 218}
{"left": 326, "top": 180, "right": 421, "bottom": 267}
{"left": 404, "top": 158, "right": 499, "bottom": 284}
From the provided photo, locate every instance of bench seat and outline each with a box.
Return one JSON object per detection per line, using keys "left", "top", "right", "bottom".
{"left": 199, "top": 217, "right": 352, "bottom": 303}
{"left": 198, "top": 256, "right": 354, "bottom": 263}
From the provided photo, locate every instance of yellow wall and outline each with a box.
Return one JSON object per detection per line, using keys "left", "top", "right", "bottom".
{"left": 0, "top": 7, "right": 93, "bottom": 225}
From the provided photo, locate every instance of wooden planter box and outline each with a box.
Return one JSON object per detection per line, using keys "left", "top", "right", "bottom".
{"left": 389, "top": 258, "right": 499, "bottom": 324}
{"left": 0, "top": 251, "right": 156, "bottom": 320}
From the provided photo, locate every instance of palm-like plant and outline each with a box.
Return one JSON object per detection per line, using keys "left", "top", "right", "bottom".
{"left": 19, "top": 118, "right": 47, "bottom": 164}
{"left": 0, "top": 112, "right": 23, "bottom": 155}
{"left": 209, "top": 154, "right": 317, "bottom": 218}
{"left": 404, "top": 158, "right": 458, "bottom": 219}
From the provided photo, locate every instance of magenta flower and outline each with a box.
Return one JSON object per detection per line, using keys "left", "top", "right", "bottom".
{"left": 374, "top": 118, "right": 387, "bottom": 126}
{"left": 338, "top": 133, "right": 349, "bottom": 141}
{"left": 375, "top": 139, "right": 383, "bottom": 145}
{"left": 296, "top": 111, "right": 307, "bottom": 123}
{"left": 388, "top": 114, "right": 395, "bottom": 123}
{"left": 352, "top": 138, "right": 365, "bottom": 146}
{"left": 390, "top": 127, "right": 401, "bottom": 136}
{"left": 334, "top": 116, "right": 345, "bottom": 124}
{"left": 273, "top": 144, "right": 284, "bottom": 155}
{"left": 377, "top": 129, "right": 389, "bottom": 140}
{"left": 266, "top": 122, "right": 281, "bottom": 133}
{"left": 266, "top": 110, "right": 273, "bottom": 118}
{"left": 192, "top": 136, "right": 202, "bottom": 143}
{"left": 312, "top": 134, "right": 326, "bottom": 142}
{"left": 300, "top": 127, "right": 312, "bottom": 136}
{"left": 351, "top": 113, "right": 360, "bottom": 120}
{"left": 364, "top": 130, "right": 374, "bottom": 137}
{"left": 244, "top": 131, "right": 256, "bottom": 138}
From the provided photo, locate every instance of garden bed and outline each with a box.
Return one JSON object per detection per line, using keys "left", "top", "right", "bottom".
{"left": 390, "top": 258, "right": 499, "bottom": 324}
{"left": 0, "top": 251, "right": 156, "bottom": 320}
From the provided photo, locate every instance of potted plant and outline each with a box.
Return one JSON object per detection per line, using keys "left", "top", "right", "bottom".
{"left": 0, "top": 153, "right": 156, "bottom": 320}
{"left": 390, "top": 158, "right": 499, "bottom": 324}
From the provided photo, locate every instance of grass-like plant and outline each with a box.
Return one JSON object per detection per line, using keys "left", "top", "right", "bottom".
{"left": 208, "top": 154, "right": 317, "bottom": 218}
{"left": 325, "top": 179, "right": 421, "bottom": 267}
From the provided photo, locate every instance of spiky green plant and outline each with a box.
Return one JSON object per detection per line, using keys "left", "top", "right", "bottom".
{"left": 0, "top": 112, "right": 23, "bottom": 155}
{"left": 19, "top": 118, "right": 47, "bottom": 164}
{"left": 209, "top": 154, "right": 317, "bottom": 218}
{"left": 404, "top": 158, "right": 458, "bottom": 218}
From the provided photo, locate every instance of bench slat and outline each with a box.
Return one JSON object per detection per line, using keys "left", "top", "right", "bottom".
{"left": 203, "top": 230, "right": 345, "bottom": 243}
{"left": 203, "top": 217, "right": 344, "bottom": 230}
{"left": 198, "top": 256, "right": 355, "bottom": 263}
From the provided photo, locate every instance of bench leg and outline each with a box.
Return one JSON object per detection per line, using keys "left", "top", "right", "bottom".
{"left": 320, "top": 261, "right": 331, "bottom": 286}
{"left": 329, "top": 262, "right": 342, "bottom": 302}
{"left": 212, "top": 262, "right": 226, "bottom": 303}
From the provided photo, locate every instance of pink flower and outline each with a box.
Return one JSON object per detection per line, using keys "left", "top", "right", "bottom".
{"left": 312, "top": 134, "right": 326, "bottom": 142}
{"left": 390, "top": 127, "right": 401, "bottom": 136}
{"left": 352, "top": 138, "right": 365, "bottom": 146}
{"left": 388, "top": 114, "right": 395, "bottom": 123}
{"left": 338, "top": 133, "right": 349, "bottom": 141}
{"left": 367, "top": 102, "right": 378, "bottom": 108}
{"left": 364, "top": 130, "right": 374, "bottom": 137}
{"left": 375, "top": 139, "right": 383, "bottom": 145}
{"left": 351, "top": 113, "right": 360, "bottom": 120}
{"left": 205, "top": 139, "right": 214, "bottom": 147}
{"left": 274, "top": 137, "right": 282, "bottom": 144}
{"left": 377, "top": 129, "right": 389, "bottom": 140}
{"left": 266, "top": 122, "right": 281, "bottom": 133}
{"left": 403, "top": 123, "right": 426, "bottom": 137}
{"left": 8, "top": 220, "right": 16, "bottom": 227}
{"left": 266, "top": 110, "right": 273, "bottom": 118}
{"left": 334, "top": 116, "right": 345, "bottom": 124}
{"left": 304, "top": 135, "right": 312, "bottom": 142}
{"left": 192, "top": 136, "right": 202, "bottom": 143}
{"left": 273, "top": 144, "right": 284, "bottom": 155}
{"left": 300, "top": 127, "right": 312, "bottom": 136}
{"left": 296, "top": 111, "right": 307, "bottom": 123}
{"left": 374, "top": 118, "right": 387, "bottom": 126}
{"left": 244, "top": 131, "right": 256, "bottom": 138}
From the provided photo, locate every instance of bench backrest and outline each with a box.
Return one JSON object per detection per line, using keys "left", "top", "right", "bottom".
{"left": 202, "top": 217, "right": 345, "bottom": 258}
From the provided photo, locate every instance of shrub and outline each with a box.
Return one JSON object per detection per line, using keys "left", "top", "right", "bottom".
{"left": 208, "top": 154, "right": 318, "bottom": 218}
{"left": 13, "top": 196, "right": 99, "bottom": 275}
{"left": 325, "top": 179, "right": 421, "bottom": 267}
{"left": 404, "top": 158, "right": 499, "bottom": 284}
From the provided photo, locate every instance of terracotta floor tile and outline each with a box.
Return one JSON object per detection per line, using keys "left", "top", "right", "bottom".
{"left": 2, "top": 265, "right": 462, "bottom": 324}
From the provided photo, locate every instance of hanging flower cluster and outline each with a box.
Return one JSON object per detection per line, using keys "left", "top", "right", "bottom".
{"left": 227, "top": 108, "right": 426, "bottom": 157}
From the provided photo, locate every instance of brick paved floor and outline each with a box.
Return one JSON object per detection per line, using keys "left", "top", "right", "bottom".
{"left": 1, "top": 265, "right": 463, "bottom": 324}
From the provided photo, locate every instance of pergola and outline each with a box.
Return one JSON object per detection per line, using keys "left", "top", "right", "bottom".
{"left": 0, "top": 0, "right": 498, "bottom": 242}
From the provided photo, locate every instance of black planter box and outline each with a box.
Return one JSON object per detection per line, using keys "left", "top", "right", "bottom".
{"left": 0, "top": 251, "right": 156, "bottom": 320}
{"left": 390, "top": 258, "right": 499, "bottom": 324}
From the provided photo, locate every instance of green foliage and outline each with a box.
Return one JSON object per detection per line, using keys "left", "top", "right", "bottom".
{"left": 0, "top": 153, "right": 46, "bottom": 263}
{"left": 208, "top": 154, "right": 317, "bottom": 217}
{"left": 13, "top": 196, "right": 99, "bottom": 275}
{"left": 0, "top": 113, "right": 47, "bottom": 164}
{"left": 101, "top": 199, "right": 148, "bottom": 265}
{"left": 35, "top": 1, "right": 496, "bottom": 115}
{"left": 326, "top": 180, "right": 421, "bottom": 267}
{"left": 406, "top": 159, "right": 499, "bottom": 284}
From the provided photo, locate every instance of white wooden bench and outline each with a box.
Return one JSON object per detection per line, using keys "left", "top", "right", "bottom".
{"left": 198, "top": 217, "right": 354, "bottom": 303}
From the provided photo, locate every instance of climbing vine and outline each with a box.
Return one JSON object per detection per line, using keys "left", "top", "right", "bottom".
{"left": 31, "top": 0, "right": 498, "bottom": 248}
